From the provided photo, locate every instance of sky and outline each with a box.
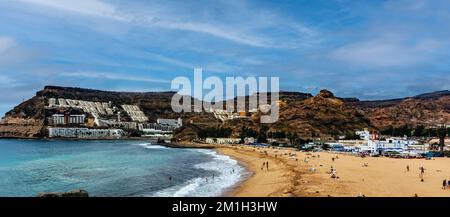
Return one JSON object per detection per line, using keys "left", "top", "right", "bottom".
{"left": 0, "top": 0, "right": 450, "bottom": 116}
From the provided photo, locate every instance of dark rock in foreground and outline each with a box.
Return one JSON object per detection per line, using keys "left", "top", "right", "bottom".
{"left": 38, "top": 189, "right": 89, "bottom": 197}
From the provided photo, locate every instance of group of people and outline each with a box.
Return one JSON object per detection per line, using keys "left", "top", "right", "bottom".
{"left": 406, "top": 165, "right": 426, "bottom": 182}
{"left": 443, "top": 179, "right": 450, "bottom": 189}
{"left": 261, "top": 161, "right": 269, "bottom": 171}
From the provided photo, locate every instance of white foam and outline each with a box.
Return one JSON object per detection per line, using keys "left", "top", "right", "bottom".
{"left": 135, "top": 143, "right": 168, "bottom": 149}
{"left": 151, "top": 149, "right": 247, "bottom": 197}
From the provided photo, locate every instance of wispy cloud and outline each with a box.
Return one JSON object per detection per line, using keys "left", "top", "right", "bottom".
{"left": 18, "top": 0, "right": 124, "bottom": 20}
{"left": 16, "top": 0, "right": 319, "bottom": 48}
{"left": 144, "top": 52, "right": 238, "bottom": 73}
{"left": 1, "top": 0, "right": 449, "bottom": 106}
{"left": 0, "top": 36, "right": 19, "bottom": 64}
{"left": 0, "top": 75, "right": 22, "bottom": 87}
{"left": 60, "top": 71, "right": 171, "bottom": 84}
{"left": 150, "top": 20, "right": 270, "bottom": 48}
{"left": 330, "top": 38, "right": 441, "bottom": 67}
{"left": 0, "top": 37, "right": 15, "bottom": 53}
{"left": 0, "top": 36, "right": 40, "bottom": 67}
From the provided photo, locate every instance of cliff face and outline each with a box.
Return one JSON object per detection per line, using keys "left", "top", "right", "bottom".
{"left": 0, "top": 86, "right": 449, "bottom": 139}
{"left": 0, "top": 94, "right": 46, "bottom": 137}
{"left": 272, "top": 90, "right": 370, "bottom": 138}
{"left": 350, "top": 91, "right": 450, "bottom": 129}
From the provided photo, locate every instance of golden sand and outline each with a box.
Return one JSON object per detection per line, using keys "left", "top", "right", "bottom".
{"left": 217, "top": 145, "right": 450, "bottom": 197}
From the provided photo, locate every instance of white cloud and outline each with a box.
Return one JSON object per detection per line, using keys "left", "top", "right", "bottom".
{"left": 145, "top": 52, "right": 193, "bottom": 69}
{"left": 330, "top": 38, "right": 441, "bottom": 67}
{"left": 60, "top": 71, "right": 170, "bottom": 84}
{"left": 18, "top": 0, "right": 125, "bottom": 20}
{"left": 144, "top": 52, "right": 237, "bottom": 73}
{"left": 0, "top": 36, "right": 39, "bottom": 66}
{"left": 152, "top": 20, "right": 269, "bottom": 48}
{"left": 0, "top": 75, "right": 14, "bottom": 83}
{"left": 0, "top": 37, "right": 17, "bottom": 58}
{"left": 15, "top": 0, "right": 319, "bottom": 48}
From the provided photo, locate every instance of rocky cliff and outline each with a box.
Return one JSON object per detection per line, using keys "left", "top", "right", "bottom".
{"left": 272, "top": 90, "right": 371, "bottom": 138}
{"left": 1, "top": 86, "right": 449, "bottom": 139}
{"left": 350, "top": 90, "right": 450, "bottom": 129}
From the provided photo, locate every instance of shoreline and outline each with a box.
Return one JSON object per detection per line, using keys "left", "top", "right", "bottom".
{"left": 3, "top": 138, "right": 450, "bottom": 197}
{"left": 0, "top": 136, "right": 156, "bottom": 141}
{"left": 216, "top": 145, "right": 298, "bottom": 197}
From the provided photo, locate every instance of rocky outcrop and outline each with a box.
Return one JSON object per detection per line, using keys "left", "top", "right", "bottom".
{"left": 37, "top": 189, "right": 89, "bottom": 197}
{"left": 0, "top": 118, "right": 44, "bottom": 138}
{"left": 1, "top": 86, "right": 448, "bottom": 139}
{"left": 350, "top": 91, "right": 450, "bottom": 129}
{"left": 272, "top": 89, "right": 370, "bottom": 138}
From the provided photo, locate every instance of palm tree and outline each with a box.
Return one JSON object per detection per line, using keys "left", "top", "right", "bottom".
{"left": 437, "top": 127, "right": 447, "bottom": 152}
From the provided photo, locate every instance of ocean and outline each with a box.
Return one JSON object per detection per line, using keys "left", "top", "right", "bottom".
{"left": 0, "top": 139, "right": 246, "bottom": 197}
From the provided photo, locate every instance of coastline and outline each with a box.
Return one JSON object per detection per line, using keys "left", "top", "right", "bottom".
{"left": 3, "top": 138, "right": 450, "bottom": 197}
{"left": 0, "top": 136, "right": 157, "bottom": 141}
{"left": 158, "top": 142, "right": 295, "bottom": 196}
{"left": 217, "top": 145, "right": 298, "bottom": 197}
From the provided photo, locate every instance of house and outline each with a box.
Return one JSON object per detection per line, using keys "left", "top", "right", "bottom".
{"left": 48, "top": 127, "right": 123, "bottom": 139}
{"left": 355, "top": 129, "right": 370, "bottom": 140}
{"left": 205, "top": 138, "right": 241, "bottom": 144}
{"left": 157, "top": 118, "right": 182, "bottom": 128}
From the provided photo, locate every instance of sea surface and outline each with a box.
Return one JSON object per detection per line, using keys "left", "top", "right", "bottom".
{"left": 0, "top": 139, "right": 246, "bottom": 197}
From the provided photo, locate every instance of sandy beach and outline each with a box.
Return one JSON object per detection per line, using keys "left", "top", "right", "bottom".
{"left": 217, "top": 145, "right": 450, "bottom": 197}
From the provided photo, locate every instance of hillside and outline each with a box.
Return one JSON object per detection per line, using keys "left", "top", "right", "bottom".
{"left": 350, "top": 90, "right": 450, "bottom": 129}
{"left": 272, "top": 90, "right": 371, "bottom": 138}
{"left": 0, "top": 86, "right": 449, "bottom": 139}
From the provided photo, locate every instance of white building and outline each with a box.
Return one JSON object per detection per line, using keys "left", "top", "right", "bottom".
{"left": 68, "top": 114, "right": 85, "bottom": 124}
{"left": 48, "top": 127, "right": 123, "bottom": 139}
{"left": 355, "top": 130, "right": 370, "bottom": 140}
{"left": 121, "top": 105, "right": 148, "bottom": 122}
{"left": 48, "top": 98, "right": 56, "bottom": 107}
{"left": 51, "top": 114, "right": 66, "bottom": 125}
{"left": 157, "top": 118, "right": 182, "bottom": 128}
{"left": 205, "top": 138, "right": 240, "bottom": 144}
{"left": 244, "top": 137, "right": 255, "bottom": 144}
{"left": 357, "top": 137, "right": 420, "bottom": 154}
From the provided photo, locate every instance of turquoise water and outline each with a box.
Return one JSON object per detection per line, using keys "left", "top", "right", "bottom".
{"left": 0, "top": 139, "right": 246, "bottom": 197}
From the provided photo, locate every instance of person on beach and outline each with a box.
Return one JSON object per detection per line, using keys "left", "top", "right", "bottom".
{"left": 331, "top": 170, "right": 337, "bottom": 179}
{"left": 406, "top": 165, "right": 409, "bottom": 172}
{"left": 332, "top": 157, "right": 335, "bottom": 162}
{"left": 266, "top": 161, "right": 269, "bottom": 171}
{"left": 443, "top": 180, "right": 447, "bottom": 189}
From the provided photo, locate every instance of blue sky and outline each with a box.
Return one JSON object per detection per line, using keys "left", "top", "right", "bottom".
{"left": 0, "top": 0, "right": 450, "bottom": 116}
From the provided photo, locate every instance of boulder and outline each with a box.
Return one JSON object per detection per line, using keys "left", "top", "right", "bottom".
{"left": 38, "top": 189, "right": 89, "bottom": 197}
